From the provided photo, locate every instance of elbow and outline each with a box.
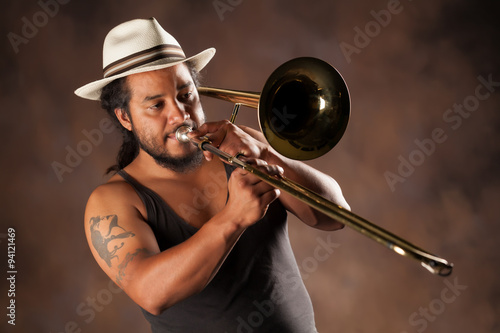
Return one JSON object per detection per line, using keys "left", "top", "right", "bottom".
{"left": 137, "top": 281, "right": 206, "bottom": 316}
{"left": 140, "top": 295, "right": 177, "bottom": 316}
{"left": 312, "top": 218, "right": 345, "bottom": 231}
{"left": 138, "top": 294, "right": 169, "bottom": 316}
{"left": 305, "top": 208, "right": 346, "bottom": 231}
{"left": 341, "top": 200, "right": 351, "bottom": 212}
{"left": 295, "top": 199, "right": 350, "bottom": 230}
{"left": 144, "top": 305, "right": 163, "bottom": 317}
{"left": 131, "top": 281, "right": 175, "bottom": 316}
{"left": 310, "top": 199, "right": 350, "bottom": 231}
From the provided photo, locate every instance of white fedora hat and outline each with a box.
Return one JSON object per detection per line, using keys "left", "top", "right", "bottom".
{"left": 74, "top": 17, "right": 215, "bottom": 101}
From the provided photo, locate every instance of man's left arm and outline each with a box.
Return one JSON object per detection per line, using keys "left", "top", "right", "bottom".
{"left": 247, "top": 128, "right": 350, "bottom": 231}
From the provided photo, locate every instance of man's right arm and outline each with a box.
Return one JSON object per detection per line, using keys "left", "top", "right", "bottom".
{"left": 84, "top": 168, "right": 279, "bottom": 316}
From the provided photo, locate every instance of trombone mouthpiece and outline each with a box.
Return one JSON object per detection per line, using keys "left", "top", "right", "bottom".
{"left": 175, "top": 125, "right": 192, "bottom": 143}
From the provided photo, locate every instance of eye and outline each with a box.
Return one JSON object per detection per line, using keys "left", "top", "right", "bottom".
{"left": 148, "top": 101, "right": 164, "bottom": 111}
{"left": 182, "top": 91, "right": 193, "bottom": 100}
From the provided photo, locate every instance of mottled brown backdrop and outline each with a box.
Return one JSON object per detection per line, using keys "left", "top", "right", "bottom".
{"left": 1, "top": 0, "right": 499, "bottom": 332}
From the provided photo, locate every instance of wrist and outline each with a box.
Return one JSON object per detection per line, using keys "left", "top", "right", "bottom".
{"left": 206, "top": 207, "right": 247, "bottom": 240}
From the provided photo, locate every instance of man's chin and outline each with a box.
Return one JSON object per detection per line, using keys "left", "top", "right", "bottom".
{"left": 137, "top": 137, "right": 204, "bottom": 173}
{"left": 152, "top": 150, "right": 204, "bottom": 174}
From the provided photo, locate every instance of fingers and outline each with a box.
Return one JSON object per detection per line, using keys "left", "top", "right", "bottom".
{"left": 189, "top": 121, "right": 229, "bottom": 162}
{"left": 227, "top": 161, "right": 282, "bottom": 227}
{"left": 188, "top": 120, "right": 230, "bottom": 146}
{"left": 237, "top": 158, "right": 284, "bottom": 178}
{"left": 263, "top": 187, "right": 281, "bottom": 204}
{"left": 232, "top": 161, "right": 283, "bottom": 192}
{"left": 189, "top": 121, "right": 263, "bottom": 161}
{"left": 189, "top": 121, "right": 228, "bottom": 137}
{"left": 231, "top": 168, "right": 281, "bottom": 205}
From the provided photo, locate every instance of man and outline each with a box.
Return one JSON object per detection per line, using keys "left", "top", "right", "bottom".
{"left": 75, "top": 17, "right": 349, "bottom": 332}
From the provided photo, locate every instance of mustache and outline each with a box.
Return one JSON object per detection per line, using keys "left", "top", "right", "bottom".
{"left": 164, "top": 121, "right": 197, "bottom": 141}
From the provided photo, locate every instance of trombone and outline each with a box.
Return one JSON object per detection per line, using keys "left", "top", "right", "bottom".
{"left": 176, "top": 57, "right": 453, "bottom": 276}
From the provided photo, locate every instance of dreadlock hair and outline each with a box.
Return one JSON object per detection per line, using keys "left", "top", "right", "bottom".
{"left": 99, "top": 62, "right": 202, "bottom": 174}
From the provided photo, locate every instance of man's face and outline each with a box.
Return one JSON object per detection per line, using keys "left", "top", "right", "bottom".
{"left": 124, "top": 64, "right": 205, "bottom": 172}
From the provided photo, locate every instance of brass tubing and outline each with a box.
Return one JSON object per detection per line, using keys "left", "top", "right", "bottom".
{"left": 175, "top": 125, "right": 453, "bottom": 276}
{"left": 198, "top": 87, "right": 260, "bottom": 109}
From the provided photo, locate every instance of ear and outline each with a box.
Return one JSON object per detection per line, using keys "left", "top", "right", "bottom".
{"left": 114, "top": 108, "right": 133, "bottom": 131}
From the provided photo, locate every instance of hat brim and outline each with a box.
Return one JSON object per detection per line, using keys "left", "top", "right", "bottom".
{"left": 74, "top": 47, "right": 215, "bottom": 101}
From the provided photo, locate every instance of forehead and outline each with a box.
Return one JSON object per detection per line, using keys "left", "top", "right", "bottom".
{"left": 126, "top": 64, "right": 192, "bottom": 98}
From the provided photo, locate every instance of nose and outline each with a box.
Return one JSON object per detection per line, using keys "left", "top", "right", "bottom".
{"left": 167, "top": 102, "right": 189, "bottom": 125}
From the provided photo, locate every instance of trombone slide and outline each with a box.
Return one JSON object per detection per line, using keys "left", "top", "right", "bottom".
{"left": 175, "top": 125, "right": 453, "bottom": 276}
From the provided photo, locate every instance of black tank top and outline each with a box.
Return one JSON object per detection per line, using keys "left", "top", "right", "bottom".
{"left": 118, "top": 165, "right": 317, "bottom": 333}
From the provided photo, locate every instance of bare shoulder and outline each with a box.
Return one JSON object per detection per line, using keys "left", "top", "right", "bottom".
{"left": 84, "top": 173, "right": 159, "bottom": 287}
{"left": 86, "top": 173, "right": 143, "bottom": 213}
{"left": 84, "top": 172, "right": 150, "bottom": 247}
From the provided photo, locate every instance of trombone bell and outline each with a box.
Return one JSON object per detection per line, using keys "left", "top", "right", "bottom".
{"left": 198, "top": 57, "right": 350, "bottom": 160}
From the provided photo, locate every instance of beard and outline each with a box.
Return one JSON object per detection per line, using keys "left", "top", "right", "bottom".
{"left": 140, "top": 141, "right": 204, "bottom": 173}
{"left": 134, "top": 124, "right": 204, "bottom": 174}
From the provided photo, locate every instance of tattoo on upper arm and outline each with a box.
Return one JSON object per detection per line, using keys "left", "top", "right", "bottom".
{"left": 116, "top": 248, "right": 150, "bottom": 287}
{"left": 89, "top": 215, "right": 135, "bottom": 267}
